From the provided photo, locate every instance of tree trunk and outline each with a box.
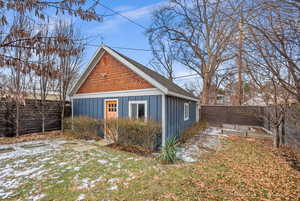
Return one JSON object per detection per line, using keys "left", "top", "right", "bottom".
{"left": 280, "top": 118, "right": 285, "bottom": 145}
{"left": 16, "top": 102, "right": 20, "bottom": 137}
{"left": 273, "top": 124, "right": 280, "bottom": 148}
{"left": 61, "top": 102, "right": 65, "bottom": 132}
{"left": 202, "top": 74, "right": 211, "bottom": 104}
{"left": 42, "top": 103, "right": 45, "bottom": 134}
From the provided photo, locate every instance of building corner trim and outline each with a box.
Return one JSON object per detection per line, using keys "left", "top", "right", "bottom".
{"left": 162, "top": 94, "right": 166, "bottom": 147}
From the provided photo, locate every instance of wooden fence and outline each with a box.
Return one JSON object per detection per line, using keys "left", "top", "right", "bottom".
{"left": 0, "top": 99, "right": 70, "bottom": 137}
{"left": 200, "top": 104, "right": 300, "bottom": 152}
{"left": 200, "top": 105, "right": 265, "bottom": 126}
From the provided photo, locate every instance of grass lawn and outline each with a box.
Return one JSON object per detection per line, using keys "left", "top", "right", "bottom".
{"left": 0, "top": 137, "right": 299, "bottom": 201}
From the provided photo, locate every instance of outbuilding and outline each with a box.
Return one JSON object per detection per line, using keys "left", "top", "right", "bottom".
{"left": 69, "top": 45, "right": 199, "bottom": 146}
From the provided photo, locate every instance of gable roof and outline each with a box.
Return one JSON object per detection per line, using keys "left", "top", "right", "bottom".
{"left": 70, "top": 45, "right": 198, "bottom": 101}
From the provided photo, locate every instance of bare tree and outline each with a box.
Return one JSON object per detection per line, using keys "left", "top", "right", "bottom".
{"left": 5, "top": 16, "right": 33, "bottom": 136}
{"left": 245, "top": 0, "right": 300, "bottom": 103}
{"left": 148, "top": 0, "right": 238, "bottom": 104}
{"left": 0, "top": 0, "right": 103, "bottom": 100}
{"left": 54, "top": 20, "right": 84, "bottom": 131}
{"left": 148, "top": 35, "right": 176, "bottom": 81}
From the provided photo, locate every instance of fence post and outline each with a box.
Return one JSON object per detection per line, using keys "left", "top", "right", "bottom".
{"left": 71, "top": 98, "right": 74, "bottom": 131}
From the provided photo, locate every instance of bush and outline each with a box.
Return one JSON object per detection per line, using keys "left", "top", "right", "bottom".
{"left": 105, "top": 118, "right": 161, "bottom": 151}
{"left": 64, "top": 116, "right": 102, "bottom": 140}
{"left": 180, "top": 121, "right": 207, "bottom": 143}
{"left": 159, "top": 137, "right": 178, "bottom": 164}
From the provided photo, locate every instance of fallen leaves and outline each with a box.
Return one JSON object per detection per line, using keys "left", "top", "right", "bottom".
{"left": 186, "top": 138, "right": 300, "bottom": 201}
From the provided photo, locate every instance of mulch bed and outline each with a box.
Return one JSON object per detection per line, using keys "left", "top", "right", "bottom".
{"left": 106, "top": 143, "right": 154, "bottom": 156}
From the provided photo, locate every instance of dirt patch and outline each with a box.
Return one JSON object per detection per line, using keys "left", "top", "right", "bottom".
{"left": 106, "top": 143, "right": 153, "bottom": 156}
{"left": 66, "top": 142, "right": 99, "bottom": 152}
{"left": 276, "top": 146, "right": 300, "bottom": 172}
{"left": 0, "top": 147, "right": 15, "bottom": 153}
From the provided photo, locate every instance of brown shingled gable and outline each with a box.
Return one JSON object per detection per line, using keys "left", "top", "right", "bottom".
{"left": 76, "top": 52, "right": 154, "bottom": 94}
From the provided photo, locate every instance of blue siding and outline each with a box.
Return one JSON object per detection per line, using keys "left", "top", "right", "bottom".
{"left": 73, "top": 95, "right": 162, "bottom": 122}
{"left": 73, "top": 94, "right": 196, "bottom": 145}
{"left": 165, "top": 96, "right": 197, "bottom": 140}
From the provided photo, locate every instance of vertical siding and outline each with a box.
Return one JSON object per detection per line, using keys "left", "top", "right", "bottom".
{"left": 165, "top": 96, "right": 197, "bottom": 140}
{"left": 73, "top": 95, "right": 162, "bottom": 122}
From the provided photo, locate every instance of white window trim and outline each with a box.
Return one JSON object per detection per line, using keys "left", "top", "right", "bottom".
{"left": 184, "top": 102, "right": 189, "bottom": 121}
{"left": 104, "top": 99, "right": 119, "bottom": 119}
{"left": 128, "top": 100, "right": 148, "bottom": 120}
{"left": 72, "top": 88, "right": 162, "bottom": 99}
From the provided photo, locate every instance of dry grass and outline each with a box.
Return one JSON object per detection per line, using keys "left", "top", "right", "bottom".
{"left": 1, "top": 134, "right": 299, "bottom": 200}
{"left": 0, "top": 130, "right": 104, "bottom": 145}
{"left": 0, "top": 131, "right": 69, "bottom": 145}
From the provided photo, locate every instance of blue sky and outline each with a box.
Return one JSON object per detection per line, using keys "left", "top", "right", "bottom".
{"left": 73, "top": 0, "right": 200, "bottom": 89}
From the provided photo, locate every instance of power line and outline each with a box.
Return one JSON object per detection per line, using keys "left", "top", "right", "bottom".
{"left": 98, "top": 3, "right": 148, "bottom": 30}
{"left": 174, "top": 73, "right": 199, "bottom": 79}
{"left": 84, "top": 43, "right": 158, "bottom": 52}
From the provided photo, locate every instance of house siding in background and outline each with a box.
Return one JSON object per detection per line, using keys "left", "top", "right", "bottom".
{"left": 165, "top": 96, "right": 197, "bottom": 140}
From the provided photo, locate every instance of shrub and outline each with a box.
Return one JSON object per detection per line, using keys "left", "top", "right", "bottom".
{"left": 64, "top": 116, "right": 102, "bottom": 140}
{"left": 180, "top": 121, "right": 207, "bottom": 143}
{"left": 105, "top": 118, "right": 161, "bottom": 151}
{"left": 159, "top": 137, "right": 178, "bottom": 164}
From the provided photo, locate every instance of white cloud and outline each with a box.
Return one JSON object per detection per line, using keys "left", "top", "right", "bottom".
{"left": 96, "top": 1, "right": 168, "bottom": 31}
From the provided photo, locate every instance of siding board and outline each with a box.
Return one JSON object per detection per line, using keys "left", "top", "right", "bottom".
{"left": 165, "top": 96, "right": 197, "bottom": 140}
{"left": 73, "top": 95, "right": 162, "bottom": 122}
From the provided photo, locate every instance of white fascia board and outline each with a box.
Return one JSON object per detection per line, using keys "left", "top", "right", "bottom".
{"left": 103, "top": 46, "right": 169, "bottom": 94}
{"left": 167, "top": 91, "right": 198, "bottom": 102}
{"left": 69, "top": 46, "right": 104, "bottom": 96}
{"left": 71, "top": 88, "right": 163, "bottom": 99}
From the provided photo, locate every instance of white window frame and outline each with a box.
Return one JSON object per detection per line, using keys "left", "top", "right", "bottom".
{"left": 128, "top": 100, "right": 148, "bottom": 120}
{"left": 184, "top": 102, "right": 189, "bottom": 121}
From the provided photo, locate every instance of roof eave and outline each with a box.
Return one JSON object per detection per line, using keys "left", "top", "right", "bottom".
{"left": 167, "top": 91, "right": 198, "bottom": 102}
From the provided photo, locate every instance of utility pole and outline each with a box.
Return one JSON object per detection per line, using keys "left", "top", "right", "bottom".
{"left": 236, "top": 9, "right": 244, "bottom": 105}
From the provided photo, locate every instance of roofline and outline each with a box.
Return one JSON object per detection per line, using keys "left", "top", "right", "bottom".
{"left": 102, "top": 45, "right": 169, "bottom": 94}
{"left": 69, "top": 45, "right": 104, "bottom": 96}
{"left": 69, "top": 45, "right": 197, "bottom": 101}
{"left": 168, "top": 91, "right": 198, "bottom": 102}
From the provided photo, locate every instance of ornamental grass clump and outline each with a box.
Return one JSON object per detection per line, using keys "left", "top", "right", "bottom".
{"left": 159, "top": 137, "right": 178, "bottom": 164}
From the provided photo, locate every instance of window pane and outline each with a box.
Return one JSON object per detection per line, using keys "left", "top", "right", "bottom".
{"left": 184, "top": 104, "right": 189, "bottom": 119}
{"left": 131, "top": 104, "right": 137, "bottom": 118}
{"left": 138, "top": 104, "right": 145, "bottom": 119}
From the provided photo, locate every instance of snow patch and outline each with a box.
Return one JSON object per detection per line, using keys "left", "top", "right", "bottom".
{"left": 0, "top": 140, "right": 66, "bottom": 160}
{"left": 15, "top": 167, "right": 40, "bottom": 177}
{"left": 97, "top": 159, "right": 108, "bottom": 164}
{"left": 77, "top": 194, "right": 85, "bottom": 201}
{"left": 74, "top": 167, "right": 80, "bottom": 171}
{"left": 28, "top": 193, "right": 45, "bottom": 201}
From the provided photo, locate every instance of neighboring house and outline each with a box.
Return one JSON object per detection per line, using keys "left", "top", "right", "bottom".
{"left": 69, "top": 45, "right": 199, "bottom": 146}
{"left": 243, "top": 95, "right": 267, "bottom": 106}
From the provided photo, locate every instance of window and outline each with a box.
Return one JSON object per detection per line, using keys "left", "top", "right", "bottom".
{"left": 184, "top": 103, "right": 189, "bottom": 121}
{"left": 129, "top": 101, "right": 147, "bottom": 120}
{"left": 108, "top": 103, "right": 117, "bottom": 112}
